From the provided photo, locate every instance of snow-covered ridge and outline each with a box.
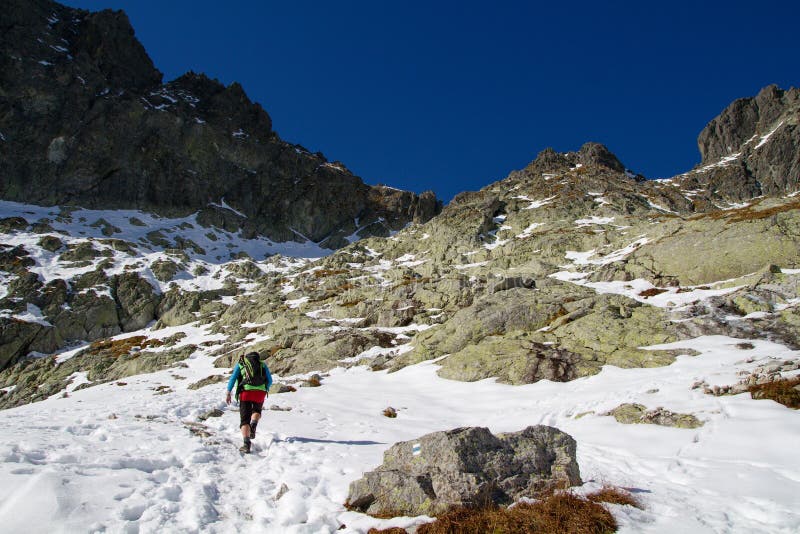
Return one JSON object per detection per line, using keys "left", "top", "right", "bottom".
{"left": 0, "top": 199, "right": 331, "bottom": 262}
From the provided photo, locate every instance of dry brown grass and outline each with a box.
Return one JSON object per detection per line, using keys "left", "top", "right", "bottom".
{"left": 749, "top": 377, "right": 800, "bottom": 409}
{"left": 547, "top": 306, "right": 569, "bottom": 326}
{"left": 313, "top": 268, "right": 349, "bottom": 278}
{"left": 392, "top": 276, "right": 431, "bottom": 289}
{"left": 690, "top": 198, "right": 800, "bottom": 224}
{"left": 586, "top": 486, "right": 642, "bottom": 509}
{"left": 638, "top": 288, "right": 668, "bottom": 298}
{"left": 307, "top": 376, "right": 322, "bottom": 387}
{"left": 368, "top": 528, "right": 407, "bottom": 534}
{"left": 88, "top": 336, "right": 163, "bottom": 358}
{"left": 416, "top": 493, "right": 618, "bottom": 534}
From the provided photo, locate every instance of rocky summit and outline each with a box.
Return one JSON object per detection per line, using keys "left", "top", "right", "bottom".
{"left": 0, "top": 0, "right": 441, "bottom": 249}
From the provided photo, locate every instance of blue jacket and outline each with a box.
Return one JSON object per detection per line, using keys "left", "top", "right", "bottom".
{"left": 227, "top": 361, "right": 273, "bottom": 393}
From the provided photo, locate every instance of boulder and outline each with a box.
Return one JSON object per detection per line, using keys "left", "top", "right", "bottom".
{"left": 604, "top": 403, "right": 704, "bottom": 429}
{"left": 111, "top": 272, "right": 160, "bottom": 331}
{"left": 37, "top": 235, "right": 64, "bottom": 252}
{"left": 346, "top": 425, "right": 581, "bottom": 517}
{"left": 438, "top": 339, "right": 579, "bottom": 384}
{"left": 0, "top": 217, "right": 29, "bottom": 232}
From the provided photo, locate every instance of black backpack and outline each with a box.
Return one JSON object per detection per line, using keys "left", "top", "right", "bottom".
{"left": 239, "top": 352, "right": 266, "bottom": 388}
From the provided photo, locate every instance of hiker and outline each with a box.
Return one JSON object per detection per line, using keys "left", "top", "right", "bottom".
{"left": 225, "top": 351, "right": 273, "bottom": 453}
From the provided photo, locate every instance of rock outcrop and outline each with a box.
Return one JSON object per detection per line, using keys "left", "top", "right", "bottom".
{"left": 678, "top": 85, "right": 800, "bottom": 200}
{"left": 604, "top": 403, "right": 704, "bottom": 429}
{"left": 346, "top": 426, "right": 581, "bottom": 517}
{"left": 0, "top": 0, "right": 440, "bottom": 248}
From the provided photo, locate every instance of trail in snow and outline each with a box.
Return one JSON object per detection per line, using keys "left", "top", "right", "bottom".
{"left": 0, "top": 335, "right": 799, "bottom": 533}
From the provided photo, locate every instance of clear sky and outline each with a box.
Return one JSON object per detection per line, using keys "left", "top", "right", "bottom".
{"left": 63, "top": 0, "right": 800, "bottom": 202}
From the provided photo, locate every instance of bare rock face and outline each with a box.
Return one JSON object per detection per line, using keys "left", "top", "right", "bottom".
{"left": 684, "top": 85, "right": 800, "bottom": 199}
{"left": 346, "top": 426, "right": 581, "bottom": 517}
{"left": 0, "top": 0, "right": 440, "bottom": 248}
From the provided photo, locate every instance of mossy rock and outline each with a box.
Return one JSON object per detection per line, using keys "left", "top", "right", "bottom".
{"left": 605, "top": 403, "right": 704, "bottom": 428}
{"left": 0, "top": 217, "right": 29, "bottom": 232}
{"left": 188, "top": 374, "right": 228, "bottom": 390}
{"left": 89, "top": 218, "right": 121, "bottom": 236}
{"left": 437, "top": 337, "right": 580, "bottom": 384}
{"left": 145, "top": 230, "right": 171, "bottom": 248}
{"left": 151, "top": 259, "right": 181, "bottom": 282}
{"left": 60, "top": 242, "right": 102, "bottom": 262}
{"left": 37, "top": 235, "right": 64, "bottom": 252}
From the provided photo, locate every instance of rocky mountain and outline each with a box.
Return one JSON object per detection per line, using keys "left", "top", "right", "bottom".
{"left": 1, "top": 80, "right": 799, "bottom": 405}
{"left": 0, "top": 5, "right": 799, "bottom": 526}
{"left": 0, "top": 0, "right": 441, "bottom": 249}
{"left": 675, "top": 84, "right": 800, "bottom": 201}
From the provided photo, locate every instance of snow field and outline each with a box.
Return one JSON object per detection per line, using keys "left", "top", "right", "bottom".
{"left": 0, "top": 334, "right": 798, "bottom": 532}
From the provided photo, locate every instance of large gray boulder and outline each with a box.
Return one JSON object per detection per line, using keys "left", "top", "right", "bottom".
{"left": 346, "top": 426, "right": 581, "bottom": 517}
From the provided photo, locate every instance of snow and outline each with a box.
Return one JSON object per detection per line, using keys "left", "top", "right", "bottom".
{"left": 575, "top": 216, "right": 615, "bottom": 226}
{"left": 755, "top": 120, "right": 785, "bottom": 149}
{"left": 338, "top": 344, "right": 415, "bottom": 363}
{"left": 3, "top": 303, "right": 53, "bottom": 326}
{"left": 570, "top": 278, "right": 743, "bottom": 308}
{"left": 522, "top": 196, "right": 556, "bottom": 210}
{"left": 0, "top": 305, "right": 798, "bottom": 533}
{"left": 516, "top": 222, "right": 544, "bottom": 239}
{"left": 0, "top": 200, "right": 331, "bottom": 262}
{"left": 563, "top": 237, "right": 649, "bottom": 266}
{"left": 483, "top": 238, "right": 509, "bottom": 250}
{"left": 286, "top": 296, "right": 310, "bottom": 309}
{"left": 209, "top": 198, "right": 247, "bottom": 219}
{"left": 647, "top": 200, "right": 678, "bottom": 214}
{"left": 685, "top": 152, "right": 742, "bottom": 175}
{"left": 454, "top": 261, "right": 489, "bottom": 269}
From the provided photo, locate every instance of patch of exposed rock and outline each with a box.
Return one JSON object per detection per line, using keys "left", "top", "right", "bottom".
{"left": 604, "top": 403, "right": 703, "bottom": 429}
{"left": 346, "top": 426, "right": 581, "bottom": 517}
{"left": 680, "top": 85, "right": 800, "bottom": 200}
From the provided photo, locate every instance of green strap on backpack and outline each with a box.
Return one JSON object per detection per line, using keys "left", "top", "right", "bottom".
{"left": 236, "top": 352, "right": 266, "bottom": 400}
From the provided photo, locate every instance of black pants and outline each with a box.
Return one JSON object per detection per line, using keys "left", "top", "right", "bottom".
{"left": 240, "top": 401, "right": 263, "bottom": 427}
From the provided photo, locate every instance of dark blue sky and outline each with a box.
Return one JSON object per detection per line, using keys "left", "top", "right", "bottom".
{"left": 64, "top": 0, "right": 800, "bottom": 201}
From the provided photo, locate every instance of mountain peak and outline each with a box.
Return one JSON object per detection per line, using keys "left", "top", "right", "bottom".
{"left": 0, "top": 0, "right": 439, "bottom": 249}
{"left": 528, "top": 142, "right": 629, "bottom": 175}
{"left": 683, "top": 84, "right": 800, "bottom": 199}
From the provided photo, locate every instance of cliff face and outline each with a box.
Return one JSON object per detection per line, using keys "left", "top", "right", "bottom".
{"left": 0, "top": 0, "right": 441, "bottom": 248}
{"left": 675, "top": 85, "right": 800, "bottom": 201}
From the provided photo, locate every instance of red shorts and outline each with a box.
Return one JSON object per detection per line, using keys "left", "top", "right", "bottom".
{"left": 239, "top": 389, "right": 266, "bottom": 403}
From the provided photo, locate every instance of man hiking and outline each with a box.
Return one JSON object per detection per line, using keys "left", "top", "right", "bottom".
{"left": 226, "top": 351, "right": 273, "bottom": 453}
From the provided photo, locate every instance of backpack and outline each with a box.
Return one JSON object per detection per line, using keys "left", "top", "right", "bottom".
{"left": 239, "top": 352, "right": 266, "bottom": 388}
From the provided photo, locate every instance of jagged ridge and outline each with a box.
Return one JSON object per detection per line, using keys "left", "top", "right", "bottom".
{"left": 0, "top": 0, "right": 441, "bottom": 249}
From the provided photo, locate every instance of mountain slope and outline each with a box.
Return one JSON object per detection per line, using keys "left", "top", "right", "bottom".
{"left": 1, "top": 10, "right": 800, "bottom": 528}
{"left": 0, "top": 0, "right": 441, "bottom": 248}
{"left": 1, "top": 333, "right": 798, "bottom": 532}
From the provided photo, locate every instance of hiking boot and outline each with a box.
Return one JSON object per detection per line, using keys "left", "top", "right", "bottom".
{"left": 250, "top": 421, "right": 258, "bottom": 439}
{"left": 239, "top": 438, "right": 251, "bottom": 454}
